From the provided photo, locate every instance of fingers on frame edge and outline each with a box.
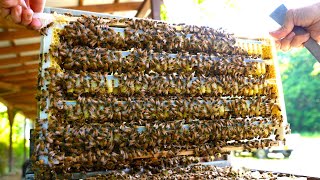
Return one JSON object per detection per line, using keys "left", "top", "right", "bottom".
{"left": 280, "top": 32, "right": 295, "bottom": 52}
{"left": 11, "top": 5, "right": 22, "bottom": 23}
{"left": 0, "top": 8, "right": 10, "bottom": 18}
{"left": 21, "top": 8, "right": 33, "bottom": 26}
{"left": 290, "top": 33, "right": 310, "bottom": 48}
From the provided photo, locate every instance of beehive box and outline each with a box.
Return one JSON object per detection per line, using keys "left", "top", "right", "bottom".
{"left": 33, "top": 7, "right": 290, "bottom": 178}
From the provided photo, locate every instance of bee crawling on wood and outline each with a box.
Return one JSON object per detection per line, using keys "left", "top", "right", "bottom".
{"left": 39, "top": 22, "right": 54, "bottom": 36}
{"left": 63, "top": 12, "right": 73, "bottom": 17}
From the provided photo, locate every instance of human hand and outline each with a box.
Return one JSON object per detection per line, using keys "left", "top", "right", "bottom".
{"left": 0, "top": 0, "right": 45, "bottom": 29}
{"left": 269, "top": 3, "right": 320, "bottom": 51}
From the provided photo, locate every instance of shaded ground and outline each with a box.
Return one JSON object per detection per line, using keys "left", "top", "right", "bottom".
{"left": 229, "top": 137, "right": 320, "bottom": 178}
{"left": 0, "top": 173, "right": 21, "bottom": 180}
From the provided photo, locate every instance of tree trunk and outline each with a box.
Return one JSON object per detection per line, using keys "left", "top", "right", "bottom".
{"left": 24, "top": 118, "right": 27, "bottom": 162}
{"left": 8, "top": 122, "right": 12, "bottom": 172}
{"left": 7, "top": 107, "right": 15, "bottom": 173}
{"left": 151, "top": 0, "right": 161, "bottom": 20}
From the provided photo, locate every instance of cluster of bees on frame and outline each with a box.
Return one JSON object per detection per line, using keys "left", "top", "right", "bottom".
{"left": 84, "top": 165, "right": 295, "bottom": 179}
{"left": 33, "top": 13, "right": 290, "bottom": 178}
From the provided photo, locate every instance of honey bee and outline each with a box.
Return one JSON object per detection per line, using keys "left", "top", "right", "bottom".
{"left": 63, "top": 12, "right": 72, "bottom": 16}
{"left": 39, "top": 22, "right": 54, "bottom": 36}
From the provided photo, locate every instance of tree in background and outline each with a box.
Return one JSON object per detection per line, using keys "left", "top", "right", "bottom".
{"left": 278, "top": 49, "right": 320, "bottom": 133}
{"left": 0, "top": 110, "right": 30, "bottom": 175}
{"left": 0, "top": 111, "right": 9, "bottom": 175}
{"left": 311, "top": 61, "right": 320, "bottom": 76}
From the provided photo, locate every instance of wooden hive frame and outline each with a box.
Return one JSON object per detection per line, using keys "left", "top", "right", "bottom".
{"left": 35, "top": 7, "right": 289, "bottom": 175}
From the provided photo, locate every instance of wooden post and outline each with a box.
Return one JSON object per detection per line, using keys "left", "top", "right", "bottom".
{"left": 7, "top": 107, "right": 16, "bottom": 173}
{"left": 23, "top": 118, "right": 27, "bottom": 162}
{"left": 151, "top": 0, "right": 161, "bottom": 20}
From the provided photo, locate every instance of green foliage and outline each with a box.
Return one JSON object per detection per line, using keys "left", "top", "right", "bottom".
{"left": 193, "top": 0, "right": 205, "bottom": 4}
{"left": 0, "top": 111, "right": 8, "bottom": 175}
{"left": 0, "top": 142, "right": 8, "bottom": 176}
{"left": 224, "top": 0, "right": 238, "bottom": 9}
{"left": 311, "top": 62, "right": 320, "bottom": 76}
{"left": 300, "top": 132, "right": 320, "bottom": 138}
{"left": 13, "top": 141, "right": 28, "bottom": 170}
{"left": 278, "top": 49, "right": 320, "bottom": 133}
{"left": 160, "top": 4, "right": 168, "bottom": 21}
{"left": 0, "top": 111, "right": 29, "bottom": 175}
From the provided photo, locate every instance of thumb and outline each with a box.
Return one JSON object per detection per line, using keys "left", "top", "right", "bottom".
{"left": 270, "top": 9, "right": 295, "bottom": 39}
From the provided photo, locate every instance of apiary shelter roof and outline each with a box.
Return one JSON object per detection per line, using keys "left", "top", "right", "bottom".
{"left": 0, "top": 0, "right": 157, "bottom": 119}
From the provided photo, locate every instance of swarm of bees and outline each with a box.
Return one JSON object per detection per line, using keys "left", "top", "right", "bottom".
{"left": 82, "top": 165, "right": 296, "bottom": 180}
{"left": 33, "top": 14, "right": 288, "bottom": 178}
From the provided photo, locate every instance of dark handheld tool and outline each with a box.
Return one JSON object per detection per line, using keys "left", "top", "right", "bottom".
{"left": 270, "top": 4, "right": 320, "bottom": 63}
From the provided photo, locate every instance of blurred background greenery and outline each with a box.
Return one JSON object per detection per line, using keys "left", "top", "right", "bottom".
{"left": 0, "top": 109, "right": 31, "bottom": 176}
{"left": 278, "top": 49, "right": 320, "bottom": 134}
